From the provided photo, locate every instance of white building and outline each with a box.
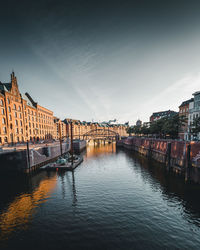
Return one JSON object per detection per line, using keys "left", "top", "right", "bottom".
{"left": 187, "top": 91, "right": 200, "bottom": 140}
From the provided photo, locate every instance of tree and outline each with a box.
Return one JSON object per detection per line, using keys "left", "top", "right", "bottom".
{"left": 140, "top": 124, "right": 150, "bottom": 136}
{"left": 148, "top": 114, "right": 187, "bottom": 139}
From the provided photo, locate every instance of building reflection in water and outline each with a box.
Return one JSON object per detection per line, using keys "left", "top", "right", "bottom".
{"left": 85, "top": 142, "right": 116, "bottom": 159}
{"left": 121, "top": 148, "right": 200, "bottom": 225}
{"left": 0, "top": 174, "right": 57, "bottom": 240}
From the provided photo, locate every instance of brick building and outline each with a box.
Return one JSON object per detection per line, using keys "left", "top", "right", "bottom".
{"left": 63, "top": 119, "right": 129, "bottom": 139}
{"left": 53, "top": 117, "right": 67, "bottom": 140}
{"left": 0, "top": 72, "right": 54, "bottom": 144}
{"left": 150, "top": 110, "right": 178, "bottom": 122}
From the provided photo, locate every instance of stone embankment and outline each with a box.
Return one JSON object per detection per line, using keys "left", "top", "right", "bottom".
{"left": 117, "top": 137, "right": 200, "bottom": 182}
{"left": 0, "top": 142, "right": 70, "bottom": 174}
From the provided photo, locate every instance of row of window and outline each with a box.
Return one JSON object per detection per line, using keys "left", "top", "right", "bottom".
{"left": 189, "top": 113, "right": 199, "bottom": 121}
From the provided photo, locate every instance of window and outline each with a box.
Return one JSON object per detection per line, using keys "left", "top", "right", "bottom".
{"left": 18, "top": 106, "right": 21, "bottom": 111}
{"left": 1, "top": 108, "right": 4, "bottom": 115}
{"left": 3, "top": 127, "right": 7, "bottom": 134}
{"left": 20, "top": 120, "right": 23, "bottom": 126}
{"left": 0, "top": 99, "right": 4, "bottom": 106}
{"left": 13, "top": 104, "right": 16, "bottom": 110}
{"left": 15, "top": 120, "right": 18, "bottom": 126}
{"left": 2, "top": 118, "right": 6, "bottom": 124}
{"left": 4, "top": 137, "right": 7, "bottom": 142}
{"left": 8, "top": 106, "right": 11, "bottom": 112}
{"left": 19, "top": 113, "right": 22, "bottom": 119}
{"left": 14, "top": 112, "right": 17, "bottom": 118}
{"left": 21, "top": 128, "right": 23, "bottom": 134}
{"left": 16, "top": 128, "right": 19, "bottom": 134}
{"left": 9, "top": 115, "right": 12, "bottom": 121}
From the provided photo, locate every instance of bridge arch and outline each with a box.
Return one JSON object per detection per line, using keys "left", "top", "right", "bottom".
{"left": 82, "top": 128, "right": 119, "bottom": 141}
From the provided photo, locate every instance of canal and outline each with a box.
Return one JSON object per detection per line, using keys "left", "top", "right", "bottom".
{"left": 1, "top": 143, "right": 200, "bottom": 250}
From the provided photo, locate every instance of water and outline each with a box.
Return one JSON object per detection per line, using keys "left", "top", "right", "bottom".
{"left": 1, "top": 144, "right": 200, "bottom": 250}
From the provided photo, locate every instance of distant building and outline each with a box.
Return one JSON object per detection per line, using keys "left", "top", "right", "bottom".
{"left": 136, "top": 119, "right": 142, "bottom": 126}
{"left": 53, "top": 117, "right": 67, "bottom": 140}
{"left": 150, "top": 110, "right": 177, "bottom": 122}
{"left": 186, "top": 91, "right": 200, "bottom": 141}
{"left": 178, "top": 98, "right": 193, "bottom": 140}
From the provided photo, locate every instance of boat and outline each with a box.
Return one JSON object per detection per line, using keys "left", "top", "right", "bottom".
{"left": 40, "top": 155, "right": 83, "bottom": 171}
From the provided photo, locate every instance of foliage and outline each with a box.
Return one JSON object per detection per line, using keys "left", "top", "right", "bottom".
{"left": 128, "top": 114, "right": 187, "bottom": 139}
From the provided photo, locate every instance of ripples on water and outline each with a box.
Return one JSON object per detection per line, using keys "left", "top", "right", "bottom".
{"left": 0, "top": 144, "right": 200, "bottom": 250}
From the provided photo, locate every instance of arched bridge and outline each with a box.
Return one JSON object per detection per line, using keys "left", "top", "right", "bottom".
{"left": 82, "top": 129, "right": 120, "bottom": 141}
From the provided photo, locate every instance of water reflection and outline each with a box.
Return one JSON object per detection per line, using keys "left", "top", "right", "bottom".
{"left": 58, "top": 171, "right": 77, "bottom": 206}
{"left": 1, "top": 144, "right": 200, "bottom": 249}
{"left": 119, "top": 148, "right": 200, "bottom": 227}
{"left": 85, "top": 142, "right": 115, "bottom": 159}
{"left": 0, "top": 173, "right": 57, "bottom": 240}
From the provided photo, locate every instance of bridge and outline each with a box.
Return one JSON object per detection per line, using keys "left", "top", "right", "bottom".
{"left": 80, "top": 129, "right": 120, "bottom": 144}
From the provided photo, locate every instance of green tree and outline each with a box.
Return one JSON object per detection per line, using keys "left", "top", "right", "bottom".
{"left": 149, "top": 114, "right": 187, "bottom": 139}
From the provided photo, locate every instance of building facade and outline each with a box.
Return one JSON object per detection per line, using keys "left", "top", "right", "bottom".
{"left": 0, "top": 73, "right": 129, "bottom": 145}
{"left": 178, "top": 98, "right": 193, "bottom": 140}
{"left": 0, "top": 72, "right": 54, "bottom": 144}
{"left": 150, "top": 110, "right": 178, "bottom": 122}
{"left": 186, "top": 91, "right": 200, "bottom": 141}
{"left": 53, "top": 117, "right": 67, "bottom": 140}
{"left": 63, "top": 119, "right": 129, "bottom": 139}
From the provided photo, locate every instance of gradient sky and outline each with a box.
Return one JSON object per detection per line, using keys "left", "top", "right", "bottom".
{"left": 1, "top": 0, "right": 200, "bottom": 124}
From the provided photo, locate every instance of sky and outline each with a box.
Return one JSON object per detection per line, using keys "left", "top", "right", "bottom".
{"left": 1, "top": 0, "right": 200, "bottom": 125}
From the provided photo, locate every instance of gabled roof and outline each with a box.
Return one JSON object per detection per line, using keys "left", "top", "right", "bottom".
{"left": 179, "top": 98, "right": 194, "bottom": 108}
{"left": 22, "top": 93, "right": 37, "bottom": 109}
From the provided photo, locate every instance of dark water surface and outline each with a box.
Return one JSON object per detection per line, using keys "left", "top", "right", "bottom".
{"left": 1, "top": 144, "right": 200, "bottom": 250}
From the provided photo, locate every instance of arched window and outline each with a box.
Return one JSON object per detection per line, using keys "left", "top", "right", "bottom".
{"left": 13, "top": 104, "right": 16, "bottom": 110}
{"left": 0, "top": 99, "right": 4, "bottom": 106}
{"left": 7, "top": 98, "right": 10, "bottom": 104}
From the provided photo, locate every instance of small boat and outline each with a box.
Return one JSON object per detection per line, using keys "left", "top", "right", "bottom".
{"left": 56, "top": 157, "right": 67, "bottom": 165}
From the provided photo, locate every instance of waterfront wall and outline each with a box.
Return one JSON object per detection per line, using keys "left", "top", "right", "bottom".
{"left": 0, "top": 142, "right": 70, "bottom": 174}
{"left": 117, "top": 137, "right": 200, "bottom": 172}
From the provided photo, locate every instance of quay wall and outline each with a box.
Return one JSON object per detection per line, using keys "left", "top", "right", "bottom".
{"left": 117, "top": 137, "right": 200, "bottom": 174}
{"left": 0, "top": 142, "right": 70, "bottom": 174}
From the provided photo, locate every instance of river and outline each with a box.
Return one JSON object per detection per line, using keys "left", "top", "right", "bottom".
{"left": 0, "top": 143, "right": 200, "bottom": 250}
